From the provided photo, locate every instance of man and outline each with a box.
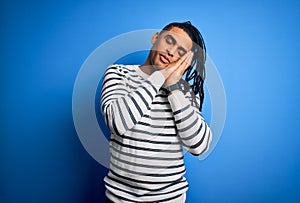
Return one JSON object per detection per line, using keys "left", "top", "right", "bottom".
{"left": 101, "top": 21, "right": 212, "bottom": 203}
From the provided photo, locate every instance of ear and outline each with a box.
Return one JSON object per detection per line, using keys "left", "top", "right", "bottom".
{"left": 151, "top": 32, "right": 160, "bottom": 45}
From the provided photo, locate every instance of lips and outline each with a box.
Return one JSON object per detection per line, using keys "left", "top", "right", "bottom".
{"left": 159, "top": 53, "right": 170, "bottom": 64}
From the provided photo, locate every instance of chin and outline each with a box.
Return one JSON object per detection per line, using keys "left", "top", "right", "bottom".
{"left": 154, "top": 65, "right": 166, "bottom": 71}
{"left": 150, "top": 54, "right": 168, "bottom": 69}
{"left": 154, "top": 60, "right": 168, "bottom": 69}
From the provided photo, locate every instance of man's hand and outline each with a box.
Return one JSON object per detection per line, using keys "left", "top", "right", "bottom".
{"left": 160, "top": 51, "right": 193, "bottom": 87}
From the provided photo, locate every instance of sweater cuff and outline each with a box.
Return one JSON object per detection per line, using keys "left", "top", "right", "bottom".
{"left": 147, "top": 71, "right": 165, "bottom": 89}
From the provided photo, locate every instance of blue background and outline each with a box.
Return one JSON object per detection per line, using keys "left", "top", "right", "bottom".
{"left": 1, "top": 0, "right": 300, "bottom": 202}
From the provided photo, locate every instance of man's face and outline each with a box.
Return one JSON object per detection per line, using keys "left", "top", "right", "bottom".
{"left": 150, "top": 27, "right": 193, "bottom": 69}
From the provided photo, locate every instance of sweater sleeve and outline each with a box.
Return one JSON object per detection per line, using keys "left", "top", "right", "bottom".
{"left": 100, "top": 65, "right": 165, "bottom": 136}
{"left": 167, "top": 90, "right": 212, "bottom": 156}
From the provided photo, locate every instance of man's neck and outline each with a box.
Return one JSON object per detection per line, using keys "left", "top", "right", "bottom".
{"left": 139, "top": 56, "right": 156, "bottom": 75}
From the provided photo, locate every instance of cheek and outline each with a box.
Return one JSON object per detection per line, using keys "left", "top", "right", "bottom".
{"left": 154, "top": 40, "right": 167, "bottom": 52}
{"left": 150, "top": 50, "right": 157, "bottom": 58}
{"left": 150, "top": 50, "right": 159, "bottom": 63}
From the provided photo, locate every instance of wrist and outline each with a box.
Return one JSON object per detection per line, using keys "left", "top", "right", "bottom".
{"left": 164, "top": 82, "right": 181, "bottom": 95}
{"left": 168, "top": 89, "right": 180, "bottom": 95}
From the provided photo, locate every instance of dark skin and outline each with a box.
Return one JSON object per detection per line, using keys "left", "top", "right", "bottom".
{"left": 140, "top": 27, "right": 194, "bottom": 88}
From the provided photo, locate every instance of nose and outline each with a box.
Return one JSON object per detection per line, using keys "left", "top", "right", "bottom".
{"left": 167, "top": 46, "right": 176, "bottom": 58}
{"left": 167, "top": 50, "right": 173, "bottom": 57}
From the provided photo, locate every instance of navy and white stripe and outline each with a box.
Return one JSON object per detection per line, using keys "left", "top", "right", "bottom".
{"left": 101, "top": 64, "right": 212, "bottom": 202}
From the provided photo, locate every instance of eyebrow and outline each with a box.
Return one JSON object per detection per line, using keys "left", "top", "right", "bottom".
{"left": 165, "top": 34, "right": 188, "bottom": 54}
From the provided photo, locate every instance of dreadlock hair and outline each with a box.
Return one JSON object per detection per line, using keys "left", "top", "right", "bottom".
{"left": 162, "top": 21, "right": 207, "bottom": 111}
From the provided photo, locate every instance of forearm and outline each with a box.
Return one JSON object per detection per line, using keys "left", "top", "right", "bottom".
{"left": 101, "top": 66, "right": 165, "bottom": 136}
{"left": 168, "top": 91, "right": 212, "bottom": 155}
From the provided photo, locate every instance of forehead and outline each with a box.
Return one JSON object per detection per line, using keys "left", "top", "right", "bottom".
{"left": 162, "top": 27, "right": 193, "bottom": 51}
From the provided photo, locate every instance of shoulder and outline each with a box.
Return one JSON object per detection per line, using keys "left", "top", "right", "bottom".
{"left": 104, "top": 64, "right": 142, "bottom": 82}
{"left": 105, "top": 64, "right": 138, "bottom": 75}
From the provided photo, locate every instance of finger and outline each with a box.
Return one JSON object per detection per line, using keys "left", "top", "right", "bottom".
{"left": 186, "top": 51, "right": 194, "bottom": 66}
{"left": 165, "top": 51, "right": 192, "bottom": 77}
{"left": 174, "top": 51, "right": 190, "bottom": 67}
{"left": 178, "top": 51, "right": 193, "bottom": 75}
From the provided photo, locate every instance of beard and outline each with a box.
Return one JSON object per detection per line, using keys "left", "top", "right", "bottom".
{"left": 150, "top": 50, "right": 170, "bottom": 70}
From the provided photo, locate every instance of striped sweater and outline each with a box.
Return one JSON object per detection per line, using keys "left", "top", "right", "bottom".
{"left": 101, "top": 64, "right": 212, "bottom": 202}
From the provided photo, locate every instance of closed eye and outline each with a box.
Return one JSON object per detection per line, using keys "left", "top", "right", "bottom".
{"left": 164, "top": 34, "right": 188, "bottom": 57}
{"left": 165, "top": 35, "right": 175, "bottom": 45}
{"left": 178, "top": 48, "right": 187, "bottom": 57}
